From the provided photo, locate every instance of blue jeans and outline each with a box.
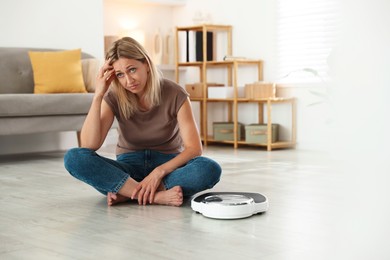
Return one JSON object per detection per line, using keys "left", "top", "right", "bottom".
{"left": 64, "top": 148, "right": 221, "bottom": 197}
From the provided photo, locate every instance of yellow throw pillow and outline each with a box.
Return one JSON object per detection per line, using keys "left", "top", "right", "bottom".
{"left": 29, "top": 49, "right": 87, "bottom": 93}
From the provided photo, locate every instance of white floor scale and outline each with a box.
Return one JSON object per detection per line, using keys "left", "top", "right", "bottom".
{"left": 191, "top": 192, "right": 269, "bottom": 219}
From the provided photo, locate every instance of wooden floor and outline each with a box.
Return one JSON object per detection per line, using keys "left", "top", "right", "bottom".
{"left": 0, "top": 145, "right": 386, "bottom": 259}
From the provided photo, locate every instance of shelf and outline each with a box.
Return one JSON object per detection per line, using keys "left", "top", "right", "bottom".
{"left": 202, "top": 98, "right": 296, "bottom": 151}
{"left": 177, "top": 62, "right": 203, "bottom": 67}
{"left": 190, "top": 97, "right": 295, "bottom": 103}
{"left": 178, "top": 60, "right": 262, "bottom": 67}
{"left": 175, "top": 24, "right": 296, "bottom": 151}
{"left": 176, "top": 24, "right": 232, "bottom": 32}
{"left": 205, "top": 136, "right": 296, "bottom": 150}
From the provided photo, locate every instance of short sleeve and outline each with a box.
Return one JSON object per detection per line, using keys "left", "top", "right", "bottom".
{"left": 103, "top": 90, "right": 120, "bottom": 118}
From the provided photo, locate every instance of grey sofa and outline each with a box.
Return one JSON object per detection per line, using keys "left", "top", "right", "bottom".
{"left": 0, "top": 47, "right": 105, "bottom": 144}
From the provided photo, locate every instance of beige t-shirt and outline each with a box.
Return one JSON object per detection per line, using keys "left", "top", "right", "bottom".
{"left": 104, "top": 79, "right": 189, "bottom": 155}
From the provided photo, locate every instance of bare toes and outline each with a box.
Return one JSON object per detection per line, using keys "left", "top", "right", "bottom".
{"left": 107, "top": 193, "right": 130, "bottom": 206}
{"left": 154, "top": 186, "right": 183, "bottom": 207}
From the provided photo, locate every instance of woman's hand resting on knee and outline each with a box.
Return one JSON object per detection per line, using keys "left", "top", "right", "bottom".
{"left": 131, "top": 167, "right": 166, "bottom": 205}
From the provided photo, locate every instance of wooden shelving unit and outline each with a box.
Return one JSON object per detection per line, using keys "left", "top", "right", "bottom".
{"left": 175, "top": 24, "right": 296, "bottom": 151}
{"left": 205, "top": 97, "right": 296, "bottom": 151}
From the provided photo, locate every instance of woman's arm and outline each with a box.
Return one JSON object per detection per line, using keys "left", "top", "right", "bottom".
{"left": 79, "top": 62, "right": 116, "bottom": 150}
{"left": 79, "top": 98, "right": 114, "bottom": 150}
{"left": 132, "top": 97, "right": 202, "bottom": 204}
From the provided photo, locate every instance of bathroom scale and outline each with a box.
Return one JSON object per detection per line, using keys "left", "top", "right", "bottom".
{"left": 191, "top": 192, "right": 269, "bottom": 219}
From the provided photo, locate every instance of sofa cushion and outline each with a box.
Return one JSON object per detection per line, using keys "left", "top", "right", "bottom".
{"left": 81, "top": 58, "right": 102, "bottom": 93}
{"left": 29, "top": 49, "right": 87, "bottom": 94}
{"left": 0, "top": 93, "right": 94, "bottom": 117}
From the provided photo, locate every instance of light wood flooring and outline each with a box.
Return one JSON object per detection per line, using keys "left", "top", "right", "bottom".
{"left": 0, "top": 145, "right": 381, "bottom": 259}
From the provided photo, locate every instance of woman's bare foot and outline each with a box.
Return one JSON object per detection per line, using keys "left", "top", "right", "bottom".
{"left": 108, "top": 186, "right": 183, "bottom": 207}
{"left": 153, "top": 186, "right": 183, "bottom": 206}
{"left": 107, "top": 192, "right": 131, "bottom": 206}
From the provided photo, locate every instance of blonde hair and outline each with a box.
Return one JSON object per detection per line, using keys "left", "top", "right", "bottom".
{"left": 106, "top": 37, "right": 162, "bottom": 119}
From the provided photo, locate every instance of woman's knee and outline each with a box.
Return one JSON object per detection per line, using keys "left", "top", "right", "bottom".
{"left": 63, "top": 147, "right": 95, "bottom": 172}
{"left": 194, "top": 156, "right": 222, "bottom": 185}
{"left": 206, "top": 157, "right": 222, "bottom": 181}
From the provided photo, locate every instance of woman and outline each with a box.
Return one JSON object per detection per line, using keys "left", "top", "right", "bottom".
{"left": 64, "top": 37, "right": 221, "bottom": 207}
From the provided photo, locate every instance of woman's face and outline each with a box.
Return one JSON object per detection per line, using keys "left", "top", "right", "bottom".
{"left": 112, "top": 57, "right": 149, "bottom": 96}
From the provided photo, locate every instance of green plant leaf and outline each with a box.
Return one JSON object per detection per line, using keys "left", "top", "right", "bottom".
{"left": 303, "top": 68, "right": 319, "bottom": 76}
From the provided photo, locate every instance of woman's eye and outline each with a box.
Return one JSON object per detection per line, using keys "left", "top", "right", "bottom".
{"left": 116, "top": 72, "right": 124, "bottom": 78}
{"left": 129, "top": 68, "right": 136, "bottom": 73}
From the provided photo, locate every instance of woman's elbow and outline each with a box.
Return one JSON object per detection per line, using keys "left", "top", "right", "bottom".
{"left": 80, "top": 144, "right": 100, "bottom": 151}
{"left": 79, "top": 140, "right": 102, "bottom": 151}
{"left": 193, "top": 144, "right": 203, "bottom": 157}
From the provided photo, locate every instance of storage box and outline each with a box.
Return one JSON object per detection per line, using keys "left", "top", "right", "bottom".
{"left": 245, "top": 124, "right": 278, "bottom": 144}
{"left": 213, "top": 122, "right": 245, "bottom": 141}
{"left": 185, "top": 83, "right": 203, "bottom": 98}
{"left": 185, "top": 83, "right": 224, "bottom": 98}
{"left": 245, "top": 82, "right": 276, "bottom": 99}
{"left": 208, "top": 86, "right": 245, "bottom": 98}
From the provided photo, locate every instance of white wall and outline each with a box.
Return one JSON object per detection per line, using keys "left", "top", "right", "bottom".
{"left": 0, "top": 0, "right": 104, "bottom": 59}
{"left": 330, "top": 1, "right": 390, "bottom": 257}
{"left": 0, "top": 0, "right": 105, "bottom": 155}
